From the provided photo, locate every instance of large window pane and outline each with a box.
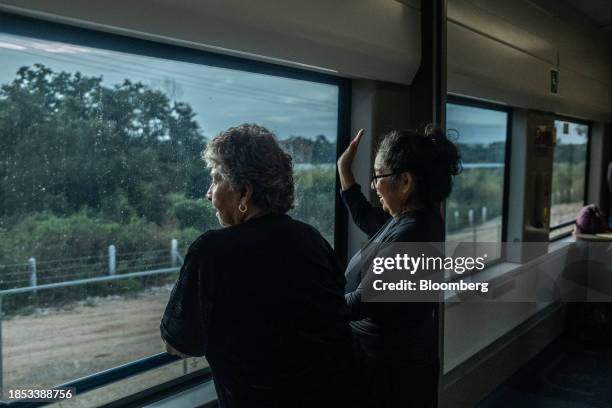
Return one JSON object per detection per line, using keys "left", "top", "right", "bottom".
{"left": 0, "top": 23, "right": 339, "bottom": 395}
{"left": 549, "top": 120, "right": 588, "bottom": 239}
{"left": 446, "top": 103, "right": 508, "bottom": 250}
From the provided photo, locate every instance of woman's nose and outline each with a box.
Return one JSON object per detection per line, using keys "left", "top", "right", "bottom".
{"left": 206, "top": 185, "right": 213, "bottom": 201}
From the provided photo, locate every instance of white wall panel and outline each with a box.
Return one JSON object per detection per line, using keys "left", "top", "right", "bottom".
{"left": 448, "top": 0, "right": 612, "bottom": 122}
{"left": 0, "top": 0, "right": 422, "bottom": 84}
{"left": 444, "top": 243, "right": 580, "bottom": 372}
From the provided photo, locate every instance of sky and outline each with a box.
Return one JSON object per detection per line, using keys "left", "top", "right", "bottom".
{"left": 554, "top": 120, "right": 588, "bottom": 145}
{"left": 0, "top": 33, "right": 339, "bottom": 141}
{"left": 447, "top": 103, "right": 588, "bottom": 146}
{"left": 446, "top": 103, "right": 508, "bottom": 145}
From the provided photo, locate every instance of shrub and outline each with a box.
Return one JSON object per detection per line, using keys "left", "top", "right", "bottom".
{"left": 170, "top": 194, "right": 217, "bottom": 231}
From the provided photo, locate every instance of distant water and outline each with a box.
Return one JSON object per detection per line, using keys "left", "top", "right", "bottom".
{"left": 294, "top": 163, "right": 335, "bottom": 170}
{"left": 462, "top": 163, "right": 504, "bottom": 169}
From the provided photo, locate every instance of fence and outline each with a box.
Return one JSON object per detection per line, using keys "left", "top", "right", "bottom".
{"left": 447, "top": 206, "right": 503, "bottom": 242}
{"left": 0, "top": 264, "right": 184, "bottom": 393}
{"left": 0, "top": 239, "right": 186, "bottom": 392}
{"left": 0, "top": 239, "right": 183, "bottom": 291}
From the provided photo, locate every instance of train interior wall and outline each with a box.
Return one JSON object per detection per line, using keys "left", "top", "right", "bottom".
{"left": 442, "top": 1, "right": 611, "bottom": 406}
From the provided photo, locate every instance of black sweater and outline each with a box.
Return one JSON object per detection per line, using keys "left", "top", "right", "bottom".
{"left": 160, "top": 213, "right": 354, "bottom": 407}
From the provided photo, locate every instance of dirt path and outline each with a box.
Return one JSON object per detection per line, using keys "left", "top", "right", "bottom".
{"left": 447, "top": 217, "right": 503, "bottom": 242}
{"left": 2, "top": 287, "right": 179, "bottom": 390}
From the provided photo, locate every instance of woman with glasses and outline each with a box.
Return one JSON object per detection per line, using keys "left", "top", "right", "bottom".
{"left": 337, "top": 127, "right": 461, "bottom": 408}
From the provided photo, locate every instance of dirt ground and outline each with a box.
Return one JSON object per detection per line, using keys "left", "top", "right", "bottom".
{"left": 2, "top": 287, "right": 209, "bottom": 406}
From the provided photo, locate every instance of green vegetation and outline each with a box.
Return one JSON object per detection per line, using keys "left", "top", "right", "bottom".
{"left": 0, "top": 64, "right": 207, "bottom": 222}
{"left": 446, "top": 167, "right": 504, "bottom": 232}
{"left": 551, "top": 162, "right": 586, "bottom": 205}
{"left": 446, "top": 142, "right": 585, "bottom": 232}
{"left": 292, "top": 166, "right": 336, "bottom": 243}
{"left": 456, "top": 141, "right": 505, "bottom": 163}
{"left": 0, "top": 64, "right": 337, "bottom": 312}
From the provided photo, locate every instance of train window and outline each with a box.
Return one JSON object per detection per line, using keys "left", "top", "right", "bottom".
{"left": 549, "top": 120, "right": 589, "bottom": 240}
{"left": 445, "top": 101, "right": 509, "bottom": 260}
{"left": 0, "top": 14, "right": 342, "bottom": 400}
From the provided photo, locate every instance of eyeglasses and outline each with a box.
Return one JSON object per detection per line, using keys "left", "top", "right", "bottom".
{"left": 370, "top": 172, "right": 400, "bottom": 189}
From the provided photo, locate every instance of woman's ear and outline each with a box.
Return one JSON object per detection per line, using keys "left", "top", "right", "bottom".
{"left": 399, "top": 172, "right": 414, "bottom": 197}
{"left": 400, "top": 171, "right": 414, "bottom": 193}
{"left": 241, "top": 183, "right": 254, "bottom": 204}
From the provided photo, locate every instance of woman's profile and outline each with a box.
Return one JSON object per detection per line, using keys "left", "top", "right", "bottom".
{"left": 161, "top": 124, "right": 355, "bottom": 408}
{"left": 338, "top": 127, "right": 461, "bottom": 408}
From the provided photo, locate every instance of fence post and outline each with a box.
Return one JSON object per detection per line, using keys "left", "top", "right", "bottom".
{"left": 171, "top": 239, "right": 178, "bottom": 267}
{"left": 108, "top": 245, "right": 116, "bottom": 276}
{"left": 481, "top": 206, "right": 488, "bottom": 223}
{"left": 468, "top": 209, "right": 476, "bottom": 242}
{"left": 28, "top": 257, "right": 37, "bottom": 294}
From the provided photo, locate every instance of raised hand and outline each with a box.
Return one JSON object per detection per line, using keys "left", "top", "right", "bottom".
{"left": 337, "top": 129, "right": 365, "bottom": 190}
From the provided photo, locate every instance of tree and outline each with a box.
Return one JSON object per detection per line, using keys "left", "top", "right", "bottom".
{"left": 279, "top": 134, "right": 335, "bottom": 164}
{"left": 0, "top": 64, "right": 206, "bottom": 225}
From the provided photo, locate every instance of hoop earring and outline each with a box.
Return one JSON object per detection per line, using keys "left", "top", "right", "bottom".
{"left": 238, "top": 202, "right": 247, "bottom": 213}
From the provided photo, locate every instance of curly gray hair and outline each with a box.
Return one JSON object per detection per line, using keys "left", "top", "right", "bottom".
{"left": 202, "top": 124, "right": 295, "bottom": 213}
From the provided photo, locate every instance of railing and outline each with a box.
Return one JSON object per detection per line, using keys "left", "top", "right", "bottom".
{"left": 1, "top": 354, "right": 213, "bottom": 408}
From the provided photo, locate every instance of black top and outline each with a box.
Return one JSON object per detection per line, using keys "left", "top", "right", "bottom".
{"left": 341, "top": 184, "right": 444, "bottom": 363}
{"left": 160, "top": 213, "right": 354, "bottom": 407}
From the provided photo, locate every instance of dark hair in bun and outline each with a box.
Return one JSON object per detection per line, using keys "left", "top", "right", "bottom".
{"left": 376, "top": 125, "right": 462, "bottom": 207}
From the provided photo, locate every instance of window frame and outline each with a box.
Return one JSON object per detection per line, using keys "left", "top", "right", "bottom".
{"left": 0, "top": 10, "right": 350, "bottom": 404}
{"left": 548, "top": 115, "right": 592, "bottom": 241}
{"left": 446, "top": 95, "right": 513, "bottom": 250}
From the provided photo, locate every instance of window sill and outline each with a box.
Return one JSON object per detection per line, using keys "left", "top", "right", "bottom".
{"left": 444, "top": 236, "right": 576, "bottom": 306}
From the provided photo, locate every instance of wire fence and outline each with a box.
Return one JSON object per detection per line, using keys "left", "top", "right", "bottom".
{"left": 0, "top": 265, "right": 183, "bottom": 392}
{"left": 0, "top": 239, "right": 184, "bottom": 291}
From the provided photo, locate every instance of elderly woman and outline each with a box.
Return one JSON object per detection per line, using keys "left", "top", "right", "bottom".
{"left": 161, "top": 124, "right": 356, "bottom": 408}
{"left": 338, "top": 127, "right": 461, "bottom": 408}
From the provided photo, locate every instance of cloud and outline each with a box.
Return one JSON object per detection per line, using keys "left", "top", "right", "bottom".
{"left": 0, "top": 34, "right": 112, "bottom": 56}
{"left": 29, "top": 42, "right": 95, "bottom": 54}
{"left": 0, "top": 41, "right": 26, "bottom": 50}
